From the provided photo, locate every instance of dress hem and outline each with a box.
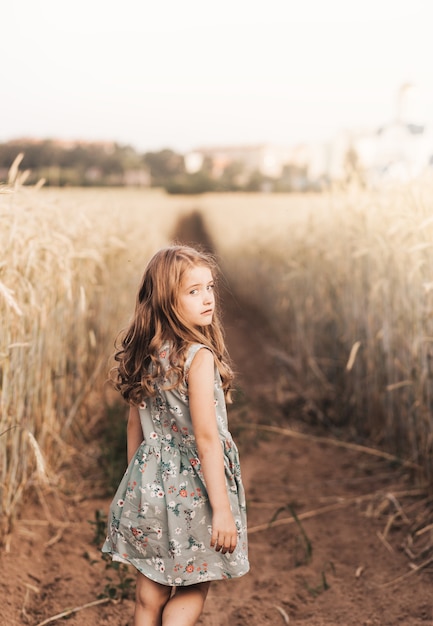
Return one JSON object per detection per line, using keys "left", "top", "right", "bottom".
{"left": 103, "top": 549, "right": 250, "bottom": 587}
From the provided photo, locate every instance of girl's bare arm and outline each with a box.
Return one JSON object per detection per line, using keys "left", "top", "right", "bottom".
{"left": 127, "top": 405, "right": 144, "bottom": 464}
{"left": 188, "top": 348, "right": 237, "bottom": 554}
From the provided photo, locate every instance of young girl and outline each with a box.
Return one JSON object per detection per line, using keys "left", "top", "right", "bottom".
{"left": 102, "top": 245, "right": 249, "bottom": 625}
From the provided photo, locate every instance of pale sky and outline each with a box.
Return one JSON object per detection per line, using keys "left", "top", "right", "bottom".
{"left": 1, "top": 0, "right": 432, "bottom": 153}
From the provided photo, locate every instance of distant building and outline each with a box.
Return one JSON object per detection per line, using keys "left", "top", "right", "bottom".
{"left": 300, "top": 84, "right": 433, "bottom": 186}
{"left": 185, "top": 143, "right": 294, "bottom": 178}
{"left": 353, "top": 121, "right": 433, "bottom": 183}
{"left": 184, "top": 107, "right": 433, "bottom": 190}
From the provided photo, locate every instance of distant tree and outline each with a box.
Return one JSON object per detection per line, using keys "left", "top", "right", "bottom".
{"left": 274, "top": 163, "right": 309, "bottom": 192}
{"left": 143, "top": 149, "right": 185, "bottom": 186}
{"left": 0, "top": 139, "right": 148, "bottom": 186}
{"left": 164, "top": 171, "right": 217, "bottom": 195}
{"left": 217, "top": 161, "right": 245, "bottom": 191}
{"left": 244, "top": 169, "right": 266, "bottom": 192}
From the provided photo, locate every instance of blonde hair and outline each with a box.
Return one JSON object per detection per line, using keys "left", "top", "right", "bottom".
{"left": 111, "top": 245, "right": 234, "bottom": 404}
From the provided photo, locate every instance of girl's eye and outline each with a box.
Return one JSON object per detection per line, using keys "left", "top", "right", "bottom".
{"left": 207, "top": 284, "right": 215, "bottom": 291}
{"left": 189, "top": 289, "right": 198, "bottom": 295}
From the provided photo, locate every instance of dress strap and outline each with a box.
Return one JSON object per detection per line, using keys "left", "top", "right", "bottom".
{"left": 184, "top": 343, "right": 209, "bottom": 377}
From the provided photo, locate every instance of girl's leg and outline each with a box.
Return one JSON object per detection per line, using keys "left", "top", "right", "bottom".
{"left": 162, "top": 582, "right": 210, "bottom": 626}
{"left": 134, "top": 572, "right": 171, "bottom": 626}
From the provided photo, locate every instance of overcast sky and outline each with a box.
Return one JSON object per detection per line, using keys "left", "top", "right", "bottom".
{"left": 1, "top": 0, "right": 432, "bottom": 153}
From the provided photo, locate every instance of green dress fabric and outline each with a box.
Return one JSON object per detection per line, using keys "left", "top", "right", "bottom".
{"left": 102, "top": 343, "right": 249, "bottom": 586}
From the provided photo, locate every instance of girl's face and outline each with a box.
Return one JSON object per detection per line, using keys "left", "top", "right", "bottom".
{"left": 177, "top": 265, "right": 215, "bottom": 328}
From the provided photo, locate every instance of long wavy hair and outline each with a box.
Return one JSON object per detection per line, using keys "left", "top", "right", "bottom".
{"left": 111, "top": 245, "right": 234, "bottom": 405}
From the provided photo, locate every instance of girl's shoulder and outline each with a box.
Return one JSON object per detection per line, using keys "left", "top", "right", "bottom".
{"left": 184, "top": 342, "right": 210, "bottom": 373}
{"left": 158, "top": 342, "right": 215, "bottom": 381}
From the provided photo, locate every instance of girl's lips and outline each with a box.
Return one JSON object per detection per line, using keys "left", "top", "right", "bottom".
{"left": 201, "top": 309, "right": 213, "bottom": 315}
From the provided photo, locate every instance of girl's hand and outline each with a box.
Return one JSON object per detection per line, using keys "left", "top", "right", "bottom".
{"left": 211, "top": 509, "right": 238, "bottom": 554}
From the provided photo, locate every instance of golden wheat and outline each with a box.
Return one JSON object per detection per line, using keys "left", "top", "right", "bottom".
{"left": 198, "top": 181, "right": 433, "bottom": 479}
{"left": 3, "top": 178, "right": 433, "bottom": 544}
{"left": 0, "top": 185, "right": 190, "bottom": 541}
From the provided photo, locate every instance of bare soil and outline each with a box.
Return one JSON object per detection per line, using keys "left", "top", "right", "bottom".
{"left": 2, "top": 280, "right": 433, "bottom": 626}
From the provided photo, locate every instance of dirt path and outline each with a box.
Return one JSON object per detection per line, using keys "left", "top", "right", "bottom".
{"left": 199, "top": 279, "right": 433, "bottom": 626}
{"left": 2, "top": 229, "right": 433, "bottom": 625}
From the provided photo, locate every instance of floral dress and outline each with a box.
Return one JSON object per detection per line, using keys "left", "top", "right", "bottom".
{"left": 102, "top": 343, "right": 249, "bottom": 586}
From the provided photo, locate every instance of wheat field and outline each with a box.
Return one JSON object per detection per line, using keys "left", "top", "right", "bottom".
{"left": 1, "top": 178, "right": 433, "bottom": 543}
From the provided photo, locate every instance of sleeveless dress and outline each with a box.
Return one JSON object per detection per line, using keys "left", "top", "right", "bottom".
{"left": 102, "top": 343, "right": 249, "bottom": 586}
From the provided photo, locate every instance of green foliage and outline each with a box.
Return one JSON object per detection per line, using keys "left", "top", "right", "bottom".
{"left": 273, "top": 163, "right": 310, "bottom": 192}
{"left": 218, "top": 161, "right": 245, "bottom": 191}
{"left": 243, "top": 169, "right": 267, "bottom": 192}
{"left": 99, "top": 401, "right": 128, "bottom": 493}
{"left": 66, "top": 512, "right": 137, "bottom": 601}
{"left": 165, "top": 160, "right": 268, "bottom": 194}
{"left": 271, "top": 505, "right": 313, "bottom": 567}
{"left": 143, "top": 149, "right": 185, "bottom": 186}
{"left": 100, "top": 556, "right": 136, "bottom": 601}
{"left": 89, "top": 509, "right": 109, "bottom": 547}
{"left": 88, "top": 510, "right": 136, "bottom": 601}
{"left": 0, "top": 140, "right": 148, "bottom": 187}
{"left": 302, "top": 562, "right": 335, "bottom": 597}
{"left": 0, "top": 140, "right": 317, "bottom": 192}
{"left": 165, "top": 171, "right": 217, "bottom": 195}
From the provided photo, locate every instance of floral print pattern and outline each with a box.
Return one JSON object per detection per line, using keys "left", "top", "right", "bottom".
{"left": 102, "top": 343, "right": 249, "bottom": 586}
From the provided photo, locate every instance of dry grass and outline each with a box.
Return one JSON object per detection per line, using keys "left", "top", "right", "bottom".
{"left": 3, "top": 173, "right": 433, "bottom": 544}
{"left": 0, "top": 181, "right": 191, "bottom": 543}
{"left": 197, "top": 180, "right": 433, "bottom": 483}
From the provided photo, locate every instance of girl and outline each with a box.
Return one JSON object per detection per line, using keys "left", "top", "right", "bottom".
{"left": 102, "top": 245, "right": 249, "bottom": 626}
